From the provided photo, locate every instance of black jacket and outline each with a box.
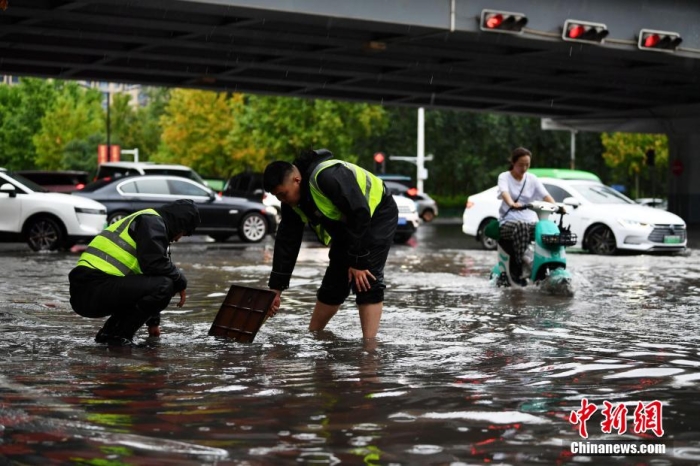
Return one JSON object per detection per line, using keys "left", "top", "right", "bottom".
{"left": 268, "top": 150, "right": 394, "bottom": 291}
{"left": 71, "top": 200, "right": 200, "bottom": 292}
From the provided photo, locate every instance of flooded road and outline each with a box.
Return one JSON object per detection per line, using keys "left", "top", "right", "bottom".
{"left": 2, "top": 221, "right": 700, "bottom": 465}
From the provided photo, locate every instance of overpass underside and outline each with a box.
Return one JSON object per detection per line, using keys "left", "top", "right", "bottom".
{"left": 2, "top": 0, "right": 700, "bottom": 220}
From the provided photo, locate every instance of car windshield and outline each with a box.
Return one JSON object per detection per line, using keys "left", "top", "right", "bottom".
{"left": 7, "top": 172, "right": 48, "bottom": 192}
{"left": 576, "top": 184, "right": 635, "bottom": 204}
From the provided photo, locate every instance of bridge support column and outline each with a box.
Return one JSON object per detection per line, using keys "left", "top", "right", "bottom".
{"left": 668, "top": 133, "right": 700, "bottom": 225}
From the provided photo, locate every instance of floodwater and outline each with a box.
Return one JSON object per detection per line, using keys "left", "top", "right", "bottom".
{"left": 2, "top": 221, "right": 700, "bottom": 465}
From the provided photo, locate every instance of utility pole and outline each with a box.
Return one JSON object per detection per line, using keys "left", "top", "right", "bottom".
{"left": 388, "top": 107, "right": 432, "bottom": 191}
{"left": 570, "top": 130, "right": 577, "bottom": 169}
{"left": 417, "top": 107, "right": 426, "bottom": 193}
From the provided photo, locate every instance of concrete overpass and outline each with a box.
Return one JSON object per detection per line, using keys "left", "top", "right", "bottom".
{"left": 2, "top": 0, "right": 700, "bottom": 220}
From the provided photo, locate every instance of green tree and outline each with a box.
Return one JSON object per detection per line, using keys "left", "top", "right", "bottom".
{"left": 230, "top": 95, "right": 387, "bottom": 168}
{"left": 601, "top": 132, "right": 667, "bottom": 198}
{"left": 155, "top": 88, "right": 236, "bottom": 177}
{"left": 359, "top": 107, "right": 607, "bottom": 208}
{"left": 0, "top": 78, "right": 60, "bottom": 169}
{"left": 63, "top": 133, "right": 104, "bottom": 173}
{"left": 130, "top": 87, "right": 169, "bottom": 160}
{"left": 33, "top": 82, "right": 103, "bottom": 170}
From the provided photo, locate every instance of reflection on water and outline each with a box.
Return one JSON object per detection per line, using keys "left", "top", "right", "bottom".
{"left": 2, "top": 224, "right": 700, "bottom": 464}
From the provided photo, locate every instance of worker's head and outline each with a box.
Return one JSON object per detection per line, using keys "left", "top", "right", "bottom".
{"left": 264, "top": 161, "right": 302, "bottom": 206}
{"left": 155, "top": 199, "right": 201, "bottom": 242}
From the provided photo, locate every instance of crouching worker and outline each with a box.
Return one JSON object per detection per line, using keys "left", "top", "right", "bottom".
{"left": 69, "top": 199, "right": 201, "bottom": 346}
{"left": 263, "top": 149, "right": 398, "bottom": 340}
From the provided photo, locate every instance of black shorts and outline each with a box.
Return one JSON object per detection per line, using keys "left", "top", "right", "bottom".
{"left": 317, "top": 194, "right": 397, "bottom": 306}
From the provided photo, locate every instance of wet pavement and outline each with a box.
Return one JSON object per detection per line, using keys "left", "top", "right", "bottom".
{"left": 2, "top": 220, "right": 700, "bottom": 465}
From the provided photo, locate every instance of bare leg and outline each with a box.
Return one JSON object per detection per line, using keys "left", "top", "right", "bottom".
{"left": 309, "top": 301, "right": 341, "bottom": 332}
{"left": 358, "top": 302, "right": 383, "bottom": 339}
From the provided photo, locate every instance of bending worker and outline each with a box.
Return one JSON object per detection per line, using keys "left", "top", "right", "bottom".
{"left": 69, "top": 199, "right": 201, "bottom": 346}
{"left": 263, "top": 149, "right": 398, "bottom": 340}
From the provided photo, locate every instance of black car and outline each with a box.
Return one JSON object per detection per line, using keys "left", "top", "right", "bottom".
{"left": 15, "top": 170, "right": 90, "bottom": 193}
{"left": 222, "top": 172, "right": 265, "bottom": 200}
{"left": 73, "top": 175, "right": 277, "bottom": 243}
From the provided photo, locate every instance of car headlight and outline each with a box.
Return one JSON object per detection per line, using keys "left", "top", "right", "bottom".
{"left": 617, "top": 218, "right": 651, "bottom": 229}
{"left": 264, "top": 206, "right": 278, "bottom": 216}
{"left": 75, "top": 207, "right": 106, "bottom": 215}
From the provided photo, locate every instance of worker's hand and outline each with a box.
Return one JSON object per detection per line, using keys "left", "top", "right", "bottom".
{"left": 348, "top": 267, "right": 376, "bottom": 293}
{"left": 512, "top": 202, "right": 524, "bottom": 210}
{"left": 267, "top": 290, "right": 282, "bottom": 318}
{"left": 176, "top": 289, "right": 186, "bottom": 308}
{"left": 148, "top": 325, "right": 161, "bottom": 337}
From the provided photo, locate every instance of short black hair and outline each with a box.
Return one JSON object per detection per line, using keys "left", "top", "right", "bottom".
{"left": 263, "top": 161, "right": 294, "bottom": 193}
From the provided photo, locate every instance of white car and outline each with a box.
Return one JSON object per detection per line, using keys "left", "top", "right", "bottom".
{"left": 462, "top": 178, "right": 686, "bottom": 255}
{"left": 0, "top": 168, "right": 107, "bottom": 251}
{"left": 392, "top": 194, "right": 420, "bottom": 243}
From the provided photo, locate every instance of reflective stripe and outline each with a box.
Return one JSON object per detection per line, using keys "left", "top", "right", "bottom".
{"left": 308, "top": 159, "right": 383, "bottom": 219}
{"left": 75, "top": 209, "right": 160, "bottom": 276}
{"left": 81, "top": 246, "right": 132, "bottom": 275}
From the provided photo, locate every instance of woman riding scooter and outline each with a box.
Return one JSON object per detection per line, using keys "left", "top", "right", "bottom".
{"left": 497, "top": 147, "right": 560, "bottom": 286}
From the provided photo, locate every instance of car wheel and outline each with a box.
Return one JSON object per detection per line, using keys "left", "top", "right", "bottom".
{"left": 210, "top": 234, "right": 231, "bottom": 242}
{"left": 108, "top": 211, "right": 129, "bottom": 225}
{"left": 478, "top": 218, "right": 498, "bottom": 251}
{"left": 585, "top": 224, "right": 617, "bottom": 255}
{"left": 238, "top": 212, "right": 268, "bottom": 243}
{"left": 26, "top": 216, "right": 64, "bottom": 252}
{"left": 421, "top": 209, "right": 435, "bottom": 223}
{"left": 393, "top": 233, "right": 412, "bottom": 244}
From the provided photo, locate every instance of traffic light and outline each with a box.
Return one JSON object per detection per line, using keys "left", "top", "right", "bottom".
{"left": 373, "top": 152, "right": 386, "bottom": 174}
{"left": 638, "top": 29, "right": 682, "bottom": 52}
{"left": 479, "top": 10, "right": 527, "bottom": 34}
{"left": 562, "top": 20, "right": 609, "bottom": 44}
{"left": 645, "top": 149, "right": 656, "bottom": 167}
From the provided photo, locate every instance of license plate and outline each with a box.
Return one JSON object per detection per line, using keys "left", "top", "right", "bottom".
{"left": 664, "top": 235, "right": 682, "bottom": 244}
{"left": 397, "top": 218, "right": 407, "bottom": 225}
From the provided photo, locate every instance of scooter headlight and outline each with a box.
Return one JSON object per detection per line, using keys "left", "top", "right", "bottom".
{"left": 617, "top": 218, "right": 651, "bottom": 229}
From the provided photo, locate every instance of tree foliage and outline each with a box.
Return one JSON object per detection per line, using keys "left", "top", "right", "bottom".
{"left": 33, "top": 82, "right": 103, "bottom": 170}
{"left": 230, "top": 95, "right": 387, "bottom": 168}
{"left": 155, "top": 88, "right": 237, "bottom": 177}
{"left": 601, "top": 132, "right": 668, "bottom": 198}
{"left": 0, "top": 78, "right": 60, "bottom": 169}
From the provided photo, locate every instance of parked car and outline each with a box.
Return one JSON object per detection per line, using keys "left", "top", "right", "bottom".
{"left": 462, "top": 176, "right": 686, "bottom": 255}
{"left": 73, "top": 175, "right": 277, "bottom": 243}
{"left": 0, "top": 168, "right": 107, "bottom": 251}
{"left": 378, "top": 174, "right": 413, "bottom": 189}
{"left": 94, "top": 162, "right": 207, "bottom": 187}
{"left": 383, "top": 180, "right": 439, "bottom": 222}
{"left": 636, "top": 197, "right": 668, "bottom": 210}
{"left": 15, "top": 170, "right": 89, "bottom": 193}
{"left": 222, "top": 171, "right": 281, "bottom": 223}
{"left": 392, "top": 194, "right": 420, "bottom": 243}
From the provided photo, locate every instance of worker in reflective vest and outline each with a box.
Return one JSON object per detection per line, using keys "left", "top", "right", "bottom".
{"left": 68, "top": 199, "right": 201, "bottom": 346}
{"left": 263, "top": 149, "right": 398, "bottom": 340}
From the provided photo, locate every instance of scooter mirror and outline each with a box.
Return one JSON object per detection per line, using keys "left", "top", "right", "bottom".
{"left": 563, "top": 197, "right": 581, "bottom": 208}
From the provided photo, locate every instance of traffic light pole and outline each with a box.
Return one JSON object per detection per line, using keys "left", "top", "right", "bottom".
{"left": 387, "top": 108, "right": 433, "bottom": 193}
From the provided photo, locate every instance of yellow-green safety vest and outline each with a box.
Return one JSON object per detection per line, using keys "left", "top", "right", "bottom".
{"left": 294, "top": 160, "right": 384, "bottom": 245}
{"left": 76, "top": 209, "right": 160, "bottom": 276}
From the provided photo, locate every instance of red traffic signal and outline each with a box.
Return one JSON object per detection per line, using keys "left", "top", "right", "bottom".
{"left": 638, "top": 29, "right": 682, "bottom": 52}
{"left": 562, "top": 20, "right": 609, "bottom": 44}
{"left": 480, "top": 10, "right": 527, "bottom": 34}
{"left": 373, "top": 152, "right": 385, "bottom": 164}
